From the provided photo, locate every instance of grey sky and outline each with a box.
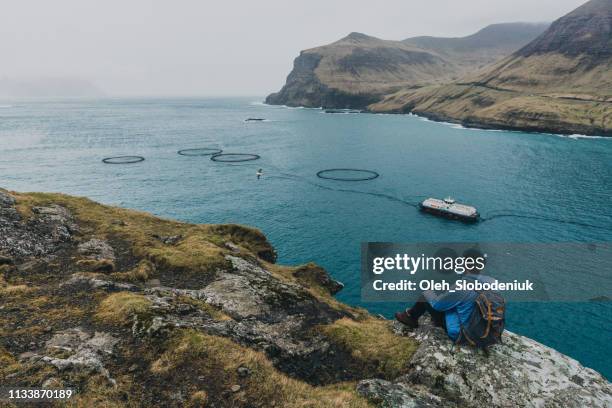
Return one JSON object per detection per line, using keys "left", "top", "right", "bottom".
{"left": 2, "top": 0, "right": 586, "bottom": 96}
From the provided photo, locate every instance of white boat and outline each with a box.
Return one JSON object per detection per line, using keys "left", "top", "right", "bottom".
{"left": 419, "top": 197, "right": 479, "bottom": 222}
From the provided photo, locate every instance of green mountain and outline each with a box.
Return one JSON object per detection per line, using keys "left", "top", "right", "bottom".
{"left": 403, "top": 23, "right": 549, "bottom": 72}
{"left": 371, "top": 0, "right": 612, "bottom": 136}
{"left": 266, "top": 23, "right": 548, "bottom": 108}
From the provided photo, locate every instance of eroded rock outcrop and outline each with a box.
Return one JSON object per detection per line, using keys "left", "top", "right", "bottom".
{"left": 25, "top": 328, "right": 119, "bottom": 385}
{"left": 0, "top": 195, "right": 76, "bottom": 260}
{"left": 357, "top": 319, "right": 612, "bottom": 407}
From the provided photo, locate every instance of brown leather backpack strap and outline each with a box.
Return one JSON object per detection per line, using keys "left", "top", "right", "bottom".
{"left": 481, "top": 300, "right": 493, "bottom": 338}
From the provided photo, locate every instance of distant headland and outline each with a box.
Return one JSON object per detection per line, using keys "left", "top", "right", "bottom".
{"left": 267, "top": 0, "right": 611, "bottom": 136}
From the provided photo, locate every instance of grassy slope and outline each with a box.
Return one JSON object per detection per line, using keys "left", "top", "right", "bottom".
{"left": 370, "top": 78, "right": 611, "bottom": 136}
{"left": 306, "top": 33, "right": 454, "bottom": 95}
{"left": 268, "top": 24, "right": 547, "bottom": 109}
{"left": 0, "top": 190, "right": 418, "bottom": 407}
{"left": 369, "top": 48, "right": 612, "bottom": 135}
{"left": 369, "top": 1, "right": 612, "bottom": 136}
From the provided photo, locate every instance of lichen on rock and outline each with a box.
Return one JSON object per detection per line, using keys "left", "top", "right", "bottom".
{"left": 355, "top": 318, "right": 612, "bottom": 408}
{"left": 25, "top": 328, "right": 119, "bottom": 385}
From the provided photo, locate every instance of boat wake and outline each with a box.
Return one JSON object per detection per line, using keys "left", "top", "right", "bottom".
{"left": 481, "top": 211, "right": 611, "bottom": 231}
{"left": 213, "top": 160, "right": 611, "bottom": 233}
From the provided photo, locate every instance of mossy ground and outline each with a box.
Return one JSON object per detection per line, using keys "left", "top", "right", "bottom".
{"left": 317, "top": 317, "right": 418, "bottom": 380}
{"left": 0, "top": 190, "right": 418, "bottom": 407}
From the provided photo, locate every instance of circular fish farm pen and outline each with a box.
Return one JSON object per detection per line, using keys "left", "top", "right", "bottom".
{"left": 102, "top": 156, "right": 145, "bottom": 164}
{"left": 316, "top": 168, "right": 379, "bottom": 181}
{"left": 177, "top": 148, "right": 223, "bottom": 156}
{"left": 210, "top": 153, "right": 261, "bottom": 162}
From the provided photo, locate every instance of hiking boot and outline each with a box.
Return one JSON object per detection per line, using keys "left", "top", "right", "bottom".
{"left": 395, "top": 310, "right": 418, "bottom": 329}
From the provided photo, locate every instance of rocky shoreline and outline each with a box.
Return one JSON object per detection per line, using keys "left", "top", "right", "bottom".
{"left": 377, "top": 107, "right": 612, "bottom": 138}
{"left": 367, "top": 83, "right": 611, "bottom": 137}
{"left": 266, "top": 99, "right": 611, "bottom": 138}
{"left": 1, "top": 189, "right": 611, "bottom": 407}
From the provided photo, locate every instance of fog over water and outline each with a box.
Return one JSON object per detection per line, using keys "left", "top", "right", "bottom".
{"left": 1, "top": 0, "right": 586, "bottom": 96}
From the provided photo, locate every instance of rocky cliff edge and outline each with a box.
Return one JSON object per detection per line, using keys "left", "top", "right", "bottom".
{"left": 1, "top": 189, "right": 610, "bottom": 407}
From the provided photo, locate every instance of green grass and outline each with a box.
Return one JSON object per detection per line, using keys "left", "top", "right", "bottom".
{"left": 318, "top": 317, "right": 418, "bottom": 379}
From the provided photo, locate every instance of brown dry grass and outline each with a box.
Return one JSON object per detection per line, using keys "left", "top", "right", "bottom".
{"left": 96, "top": 292, "right": 152, "bottom": 325}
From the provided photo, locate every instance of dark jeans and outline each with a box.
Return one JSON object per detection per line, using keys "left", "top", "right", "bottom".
{"left": 408, "top": 294, "right": 446, "bottom": 329}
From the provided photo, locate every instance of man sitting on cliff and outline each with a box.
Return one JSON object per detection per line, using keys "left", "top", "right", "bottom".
{"left": 395, "top": 248, "right": 505, "bottom": 347}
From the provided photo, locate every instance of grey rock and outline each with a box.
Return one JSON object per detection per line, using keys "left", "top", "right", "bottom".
{"left": 199, "top": 270, "right": 272, "bottom": 319}
{"left": 237, "top": 366, "right": 251, "bottom": 377}
{"left": 145, "top": 278, "right": 162, "bottom": 287}
{"left": 0, "top": 191, "right": 15, "bottom": 207}
{"left": 77, "top": 238, "right": 115, "bottom": 261}
{"left": 0, "top": 207, "right": 21, "bottom": 221}
{"left": 356, "top": 379, "right": 439, "bottom": 408}
{"left": 224, "top": 241, "right": 241, "bottom": 253}
{"left": 41, "top": 377, "right": 61, "bottom": 388}
{"left": 374, "top": 319, "right": 612, "bottom": 408}
{"left": 0, "top": 253, "right": 13, "bottom": 265}
{"left": 32, "top": 205, "right": 70, "bottom": 219}
{"left": 0, "top": 203, "right": 75, "bottom": 259}
{"left": 61, "top": 273, "right": 137, "bottom": 291}
{"left": 18, "top": 352, "right": 37, "bottom": 360}
{"left": 37, "top": 328, "right": 118, "bottom": 385}
{"left": 153, "top": 234, "right": 182, "bottom": 245}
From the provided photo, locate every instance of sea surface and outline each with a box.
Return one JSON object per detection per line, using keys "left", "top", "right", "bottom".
{"left": 1, "top": 97, "right": 611, "bottom": 378}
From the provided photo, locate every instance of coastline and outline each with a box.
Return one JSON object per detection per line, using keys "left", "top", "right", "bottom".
{"left": 262, "top": 100, "right": 612, "bottom": 138}
{"left": 400, "top": 108, "right": 612, "bottom": 138}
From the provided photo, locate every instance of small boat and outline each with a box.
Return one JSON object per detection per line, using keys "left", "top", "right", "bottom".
{"left": 420, "top": 197, "right": 479, "bottom": 223}
{"left": 245, "top": 118, "right": 265, "bottom": 122}
{"left": 324, "top": 109, "right": 362, "bottom": 114}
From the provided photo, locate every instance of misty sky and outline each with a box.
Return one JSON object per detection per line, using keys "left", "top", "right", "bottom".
{"left": 2, "top": 0, "right": 586, "bottom": 97}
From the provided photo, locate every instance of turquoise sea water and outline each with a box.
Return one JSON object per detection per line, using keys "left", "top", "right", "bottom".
{"left": 1, "top": 97, "right": 611, "bottom": 378}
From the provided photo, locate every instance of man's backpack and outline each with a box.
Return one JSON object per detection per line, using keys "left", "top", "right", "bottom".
{"left": 457, "top": 290, "right": 506, "bottom": 349}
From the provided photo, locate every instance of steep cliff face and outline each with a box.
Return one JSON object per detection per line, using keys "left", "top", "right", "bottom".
{"left": 265, "top": 46, "right": 383, "bottom": 109}
{"left": 1, "top": 189, "right": 611, "bottom": 407}
{"left": 265, "top": 33, "right": 452, "bottom": 109}
{"left": 266, "top": 24, "right": 547, "bottom": 109}
{"left": 371, "top": 0, "right": 612, "bottom": 136}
